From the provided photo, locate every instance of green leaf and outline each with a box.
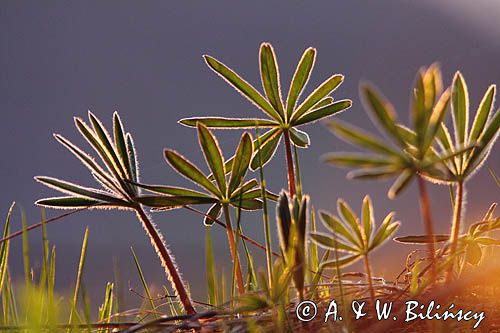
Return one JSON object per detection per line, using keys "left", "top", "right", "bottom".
{"left": 35, "top": 176, "right": 126, "bottom": 204}
{"left": 260, "top": 43, "right": 285, "bottom": 118}
{"left": 289, "top": 128, "right": 310, "bottom": 148}
{"left": 362, "top": 196, "right": 374, "bottom": 243}
{"left": 293, "top": 100, "right": 352, "bottom": 126}
{"left": 347, "top": 166, "right": 402, "bottom": 180}
{"left": 469, "top": 85, "right": 496, "bottom": 143}
{"left": 322, "top": 152, "right": 398, "bottom": 168}
{"left": 393, "top": 235, "right": 449, "bottom": 244}
{"left": 451, "top": 72, "right": 469, "bottom": 145}
{"left": 422, "top": 88, "right": 451, "bottom": 152}
{"left": 88, "top": 112, "right": 129, "bottom": 179}
{"left": 286, "top": 47, "right": 316, "bottom": 118}
{"left": 465, "top": 242, "right": 482, "bottom": 265}
{"left": 204, "top": 203, "right": 222, "bottom": 226}
{"left": 319, "top": 211, "right": 360, "bottom": 248}
{"left": 388, "top": 169, "right": 414, "bottom": 199}
{"left": 292, "top": 74, "right": 344, "bottom": 121}
{"left": 250, "top": 130, "right": 282, "bottom": 170}
{"left": 231, "top": 199, "right": 263, "bottom": 210}
{"left": 204, "top": 55, "right": 282, "bottom": 121}
{"left": 361, "top": 83, "right": 405, "bottom": 147}
{"left": 126, "top": 133, "right": 139, "bottom": 182}
{"left": 54, "top": 134, "right": 121, "bottom": 194}
{"left": 36, "top": 197, "right": 105, "bottom": 209}
{"left": 465, "top": 109, "right": 500, "bottom": 175}
{"left": 310, "top": 233, "right": 358, "bottom": 253}
{"left": 312, "top": 96, "right": 334, "bottom": 109}
{"left": 370, "top": 212, "right": 395, "bottom": 248}
{"left": 321, "top": 255, "right": 361, "bottom": 269}
{"left": 327, "top": 120, "right": 401, "bottom": 156}
{"left": 179, "top": 117, "right": 277, "bottom": 128}
{"left": 337, "top": 200, "right": 364, "bottom": 248}
{"left": 475, "top": 237, "right": 500, "bottom": 246}
{"left": 164, "top": 149, "right": 220, "bottom": 196}
{"left": 197, "top": 124, "right": 226, "bottom": 193}
{"left": 228, "top": 132, "right": 253, "bottom": 195}
{"left": 131, "top": 182, "right": 212, "bottom": 197}
{"left": 136, "top": 195, "right": 217, "bottom": 208}
{"left": 113, "top": 112, "right": 132, "bottom": 179}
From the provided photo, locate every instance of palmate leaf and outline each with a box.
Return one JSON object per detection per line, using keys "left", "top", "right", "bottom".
{"left": 337, "top": 200, "right": 364, "bottom": 248}
{"left": 181, "top": 43, "right": 351, "bottom": 174}
{"left": 286, "top": 47, "right": 316, "bottom": 118}
{"left": 250, "top": 130, "right": 281, "bottom": 170}
{"left": 197, "top": 123, "right": 227, "bottom": 193}
{"left": 204, "top": 54, "right": 281, "bottom": 121}
{"left": 35, "top": 176, "right": 126, "bottom": 204}
{"left": 36, "top": 197, "right": 107, "bottom": 209}
{"left": 228, "top": 132, "right": 253, "bottom": 195}
{"left": 291, "top": 74, "right": 345, "bottom": 121}
{"left": 260, "top": 43, "right": 285, "bottom": 118}
{"left": 451, "top": 72, "right": 469, "bottom": 145}
{"left": 179, "top": 118, "right": 277, "bottom": 128}
{"left": 164, "top": 149, "right": 220, "bottom": 196}
{"left": 361, "top": 83, "right": 405, "bottom": 147}
{"left": 327, "top": 120, "right": 401, "bottom": 156}
{"left": 136, "top": 196, "right": 218, "bottom": 208}
{"left": 292, "top": 100, "right": 351, "bottom": 126}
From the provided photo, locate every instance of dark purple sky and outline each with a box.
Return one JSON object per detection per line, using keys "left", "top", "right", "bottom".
{"left": 1, "top": 1, "right": 499, "bottom": 307}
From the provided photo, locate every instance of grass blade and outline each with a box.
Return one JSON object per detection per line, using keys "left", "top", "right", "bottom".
{"left": 68, "top": 227, "right": 89, "bottom": 332}
{"left": 131, "top": 248, "right": 157, "bottom": 319}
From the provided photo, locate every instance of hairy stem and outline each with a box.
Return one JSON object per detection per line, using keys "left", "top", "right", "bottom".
{"left": 363, "top": 254, "right": 376, "bottom": 305}
{"left": 222, "top": 204, "right": 245, "bottom": 295}
{"left": 416, "top": 175, "right": 437, "bottom": 286}
{"left": 134, "top": 206, "right": 196, "bottom": 315}
{"left": 283, "top": 130, "right": 297, "bottom": 197}
{"left": 447, "top": 181, "right": 465, "bottom": 282}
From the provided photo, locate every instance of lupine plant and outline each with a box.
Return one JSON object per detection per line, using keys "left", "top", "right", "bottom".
{"left": 275, "top": 191, "right": 308, "bottom": 301}
{"left": 34, "top": 112, "right": 196, "bottom": 315}
{"left": 432, "top": 72, "right": 499, "bottom": 279}
{"left": 325, "top": 65, "right": 473, "bottom": 283}
{"left": 311, "top": 196, "right": 400, "bottom": 304}
{"left": 179, "top": 43, "right": 352, "bottom": 196}
{"left": 135, "top": 123, "right": 277, "bottom": 295}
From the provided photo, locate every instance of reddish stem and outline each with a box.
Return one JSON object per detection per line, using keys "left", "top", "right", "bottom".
{"left": 283, "top": 130, "right": 296, "bottom": 197}
{"left": 417, "top": 176, "right": 437, "bottom": 286}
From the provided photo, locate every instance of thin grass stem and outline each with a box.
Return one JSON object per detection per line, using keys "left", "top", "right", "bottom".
{"left": 363, "top": 255, "right": 376, "bottom": 305}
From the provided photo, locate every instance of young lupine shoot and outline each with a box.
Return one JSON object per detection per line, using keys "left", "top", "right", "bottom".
{"left": 396, "top": 203, "right": 500, "bottom": 276}
{"left": 179, "top": 43, "right": 352, "bottom": 196}
{"left": 325, "top": 65, "right": 459, "bottom": 284}
{"left": 134, "top": 123, "right": 277, "bottom": 295}
{"left": 432, "top": 72, "right": 499, "bottom": 281}
{"left": 310, "top": 196, "right": 400, "bottom": 304}
{"left": 34, "top": 112, "right": 196, "bottom": 315}
{"left": 276, "top": 191, "right": 308, "bottom": 301}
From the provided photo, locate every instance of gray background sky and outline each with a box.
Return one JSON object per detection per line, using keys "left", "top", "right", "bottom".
{"left": 1, "top": 1, "right": 499, "bottom": 308}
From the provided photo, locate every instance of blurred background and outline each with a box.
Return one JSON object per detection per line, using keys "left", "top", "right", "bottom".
{"left": 1, "top": 0, "right": 499, "bottom": 308}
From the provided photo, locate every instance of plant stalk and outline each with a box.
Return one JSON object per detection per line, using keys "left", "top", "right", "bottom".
{"left": 363, "top": 254, "right": 376, "bottom": 305}
{"left": 447, "top": 181, "right": 465, "bottom": 282}
{"left": 283, "top": 130, "right": 297, "bottom": 197}
{"left": 255, "top": 128, "right": 273, "bottom": 285}
{"left": 134, "top": 206, "right": 196, "bottom": 315}
{"left": 416, "top": 175, "right": 437, "bottom": 286}
{"left": 222, "top": 204, "right": 245, "bottom": 295}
